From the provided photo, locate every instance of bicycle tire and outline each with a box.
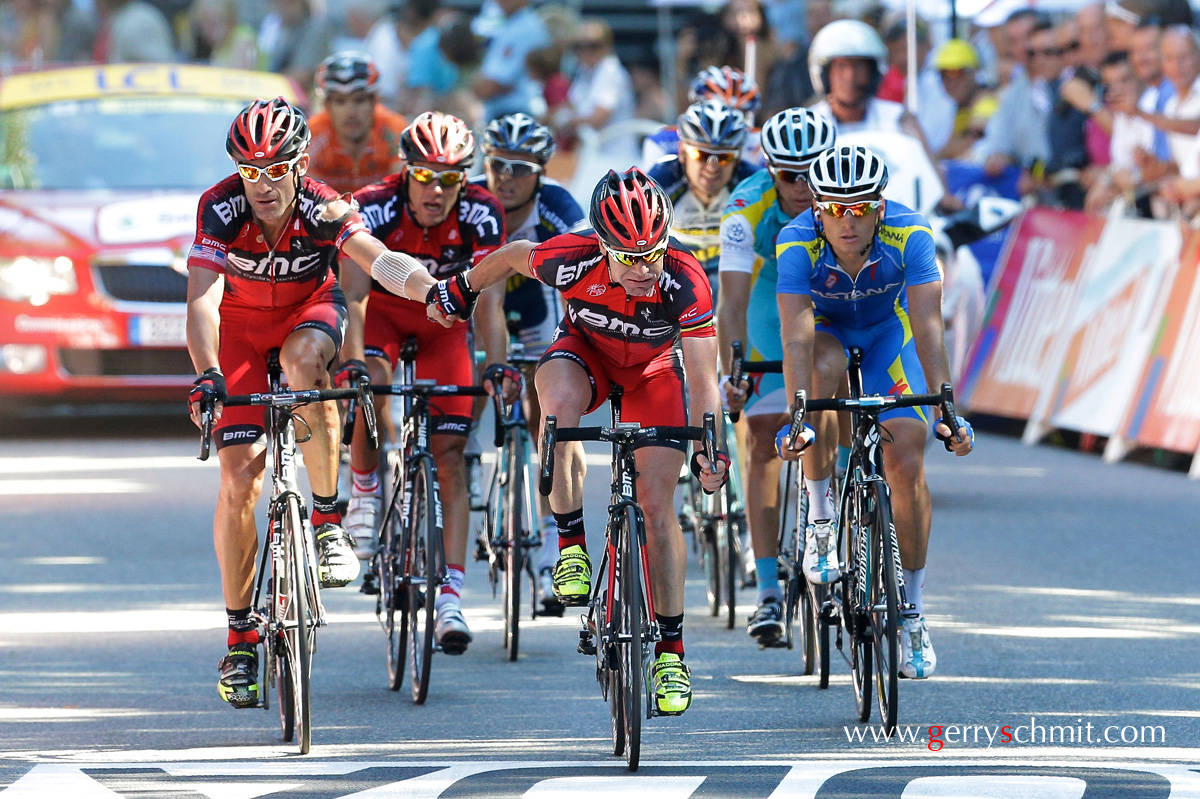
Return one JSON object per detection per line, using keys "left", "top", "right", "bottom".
{"left": 723, "top": 507, "right": 742, "bottom": 630}
{"left": 609, "top": 652, "right": 625, "bottom": 757}
{"left": 408, "top": 456, "right": 440, "bottom": 704}
{"left": 267, "top": 507, "right": 293, "bottom": 741}
{"left": 382, "top": 451, "right": 408, "bottom": 691}
{"left": 868, "top": 481, "right": 900, "bottom": 733}
{"left": 845, "top": 483, "right": 872, "bottom": 724}
{"left": 503, "top": 434, "right": 525, "bottom": 661}
{"left": 701, "top": 516, "right": 720, "bottom": 617}
{"left": 618, "top": 504, "right": 644, "bottom": 771}
{"left": 283, "top": 494, "right": 313, "bottom": 753}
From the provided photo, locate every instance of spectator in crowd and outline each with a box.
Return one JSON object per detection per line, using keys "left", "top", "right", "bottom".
{"left": 557, "top": 18, "right": 635, "bottom": 160}
{"left": 1076, "top": 3, "right": 1110, "bottom": 71}
{"left": 527, "top": 45, "right": 570, "bottom": 125}
{"left": 676, "top": 0, "right": 777, "bottom": 105}
{"left": 1143, "top": 26, "right": 1200, "bottom": 212}
{"left": 94, "top": 0, "right": 174, "bottom": 63}
{"left": 362, "top": 2, "right": 411, "bottom": 109}
{"left": 720, "top": 0, "right": 780, "bottom": 96}
{"left": 1075, "top": 51, "right": 1157, "bottom": 211}
{"left": 927, "top": 39, "right": 995, "bottom": 160}
{"left": 307, "top": 52, "right": 407, "bottom": 195}
{"left": 399, "top": 0, "right": 454, "bottom": 116}
{"left": 1001, "top": 8, "right": 1042, "bottom": 85}
{"left": 258, "top": 0, "right": 330, "bottom": 92}
{"left": 331, "top": 0, "right": 385, "bottom": 54}
{"left": 978, "top": 16, "right": 1053, "bottom": 181}
{"left": 472, "top": 0, "right": 550, "bottom": 122}
{"left": 0, "top": 0, "right": 61, "bottom": 65}
{"left": 186, "top": 0, "right": 257, "bottom": 69}
{"left": 1040, "top": 24, "right": 1093, "bottom": 208}
{"left": 877, "top": 13, "right": 931, "bottom": 104}
{"left": 630, "top": 55, "right": 669, "bottom": 123}
{"left": 1130, "top": 21, "right": 1176, "bottom": 161}
{"left": 1106, "top": 0, "right": 1193, "bottom": 52}
{"left": 763, "top": 0, "right": 829, "bottom": 116}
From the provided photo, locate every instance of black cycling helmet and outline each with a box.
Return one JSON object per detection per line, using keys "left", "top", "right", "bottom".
{"left": 316, "top": 51, "right": 380, "bottom": 96}
{"left": 226, "top": 97, "right": 310, "bottom": 162}
{"left": 483, "top": 112, "right": 556, "bottom": 163}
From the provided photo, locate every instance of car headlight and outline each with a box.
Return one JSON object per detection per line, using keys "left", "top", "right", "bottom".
{"left": 0, "top": 256, "right": 77, "bottom": 305}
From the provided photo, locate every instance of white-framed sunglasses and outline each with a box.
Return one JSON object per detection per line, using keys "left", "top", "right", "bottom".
{"left": 235, "top": 155, "right": 302, "bottom": 183}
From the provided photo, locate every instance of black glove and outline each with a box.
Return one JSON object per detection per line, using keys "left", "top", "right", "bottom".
{"left": 482, "top": 362, "right": 523, "bottom": 394}
{"left": 334, "top": 358, "right": 369, "bottom": 388}
{"left": 189, "top": 367, "right": 226, "bottom": 408}
{"left": 690, "top": 450, "right": 731, "bottom": 495}
{"left": 426, "top": 272, "right": 480, "bottom": 319}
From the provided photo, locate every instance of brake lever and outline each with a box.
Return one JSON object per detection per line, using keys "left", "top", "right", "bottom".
{"left": 729, "top": 341, "right": 745, "bottom": 424}
{"left": 198, "top": 392, "right": 214, "bottom": 462}
{"left": 359, "top": 375, "right": 379, "bottom": 450}
{"left": 939, "top": 382, "right": 958, "bottom": 452}
{"left": 539, "top": 416, "right": 558, "bottom": 497}
{"left": 489, "top": 377, "right": 505, "bottom": 449}
{"left": 786, "top": 389, "right": 807, "bottom": 451}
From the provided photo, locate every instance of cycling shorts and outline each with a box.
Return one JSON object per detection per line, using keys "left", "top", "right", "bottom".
{"left": 743, "top": 274, "right": 785, "bottom": 418}
{"left": 814, "top": 311, "right": 929, "bottom": 424}
{"left": 364, "top": 289, "right": 474, "bottom": 436}
{"left": 215, "top": 286, "right": 347, "bottom": 449}
{"left": 539, "top": 324, "right": 688, "bottom": 452}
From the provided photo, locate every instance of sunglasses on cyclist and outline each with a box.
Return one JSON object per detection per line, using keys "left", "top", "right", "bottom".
{"left": 407, "top": 165, "right": 467, "bottom": 187}
{"left": 236, "top": 156, "right": 302, "bottom": 183}
{"left": 682, "top": 145, "right": 739, "bottom": 167}
{"left": 815, "top": 200, "right": 882, "bottom": 218}
{"left": 485, "top": 155, "right": 544, "bottom": 179}
{"left": 606, "top": 242, "right": 669, "bottom": 267}
{"left": 770, "top": 166, "right": 809, "bottom": 185}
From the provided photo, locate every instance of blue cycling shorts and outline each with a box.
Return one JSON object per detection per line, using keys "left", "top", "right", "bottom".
{"left": 814, "top": 310, "right": 929, "bottom": 424}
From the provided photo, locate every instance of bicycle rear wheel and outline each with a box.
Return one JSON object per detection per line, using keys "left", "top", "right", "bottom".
{"left": 266, "top": 508, "right": 293, "bottom": 741}
{"left": 503, "top": 435, "right": 526, "bottom": 661}
{"left": 618, "top": 505, "right": 644, "bottom": 771}
{"left": 868, "top": 481, "right": 900, "bottom": 733}
{"left": 407, "top": 457, "right": 440, "bottom": 704}
{"left": 281, "top": 495, "right": 313, "bottom": 753}
{"left": 382, "top": 452, "right": 408, "bottom": 691}
{"left": 844, "top": 482, "right": 872, "bottom": 723}
{"left": 722, "top": 504, "right": 742, "bottom": 631}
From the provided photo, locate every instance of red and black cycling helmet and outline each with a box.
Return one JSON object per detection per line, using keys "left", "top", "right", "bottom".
{"left": 316, "top": 51, "right": 380, "bottom": 96}
{"left": 399, "top": 111, "right": 475, "bottom": 167}
{"left": 226, "top": 97, "right": 311, "bottom": 161}
{"left": 589, "top": 167, "right": 673, "bottom": 251}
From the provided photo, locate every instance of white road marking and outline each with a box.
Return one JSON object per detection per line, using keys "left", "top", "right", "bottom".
{"left": 526, "top": 776, "right": 706, "bottom": 798}
{"left": 18, "top": 556, "right": 107, "bottom": 566}
{"left": 0, "top": 456, "right": 209, "bottom": 474}
{"left": 0, "top": 479, "right": 150, "bottom": 495}
{"left": 924, "top": 465, "right": 1046, "bottom": 477}
{"left": 900, "top": 775, "right": 1086, "bottom": 799}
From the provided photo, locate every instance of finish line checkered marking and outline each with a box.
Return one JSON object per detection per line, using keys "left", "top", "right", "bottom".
{"left": 4, "top": 760, "right": 1200, "bottom": 798}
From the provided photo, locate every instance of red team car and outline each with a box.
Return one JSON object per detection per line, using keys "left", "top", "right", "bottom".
{"left": 0, "top": 64, "right": 302, "bottom": 412}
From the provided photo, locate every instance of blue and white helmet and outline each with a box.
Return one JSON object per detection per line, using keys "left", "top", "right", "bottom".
{"left": 806, "top": 144, "right": 889, "bottom": 201}
{"left": 483, "top": 112, "right": 556, "bottom": 163}
{"left": 760, "top": 107, "right": 837, "bottom": 170}
{"left": 677, "top": 99, "right": 748, "bottom": 151}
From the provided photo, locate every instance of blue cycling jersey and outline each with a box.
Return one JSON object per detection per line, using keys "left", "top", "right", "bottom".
{"left": 775, "top": 200, "right": 940, "bottom": 329}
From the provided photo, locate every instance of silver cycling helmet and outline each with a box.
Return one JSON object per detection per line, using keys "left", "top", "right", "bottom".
{"left": 808, "top": 20, "right": 889, "bottom": 97}
{"left": 677, "top": 99, "right": 748, "bottom": 151}
{"left": 806, "top": 144, "right": 889, "bottom": 202}
{"left": 760, "top": 107, "right": 837, "bottom": 170}
{"left": 483, "top": 112, "right": 557, "bottom": 163}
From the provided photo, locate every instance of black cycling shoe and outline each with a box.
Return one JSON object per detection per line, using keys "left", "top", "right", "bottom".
{"left": 747, "top": 598, "right": 784, "bottom": 646}
{"left": 218, "top": 643, "right": 260, "bottom": 708}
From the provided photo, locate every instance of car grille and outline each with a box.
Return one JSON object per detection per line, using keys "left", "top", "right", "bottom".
{"left": 58, "top": 348, "right": 194, "bottom": 376}
{"left": 93, "top": 264, "right": 188, "bottom": 303}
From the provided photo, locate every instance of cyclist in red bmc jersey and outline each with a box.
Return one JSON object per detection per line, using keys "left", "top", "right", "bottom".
{"left": 340, "top": 111, "right": 511, "bottom": 655}
{"left": 186, "top": 97, "right": 439, "bottom": 709}
{"left": 419, "top": 168, "right": 728, "bottom": 715}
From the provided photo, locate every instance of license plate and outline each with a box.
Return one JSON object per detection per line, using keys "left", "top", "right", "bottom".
{"left": 129, "top": 314, "right": 187, "bottom": 346}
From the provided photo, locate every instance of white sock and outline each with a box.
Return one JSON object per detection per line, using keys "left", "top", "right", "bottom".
{"left": 903, "top": 568, "right": 925, "bottom": 616}
{"left": 537, "top": 518, "right": 559, "bottom": 573}
{"left": 351, "top": 468, "right": 379, "bottom": 496}
{"left": 805, "top": 477, "right": 835, "bottom": 522}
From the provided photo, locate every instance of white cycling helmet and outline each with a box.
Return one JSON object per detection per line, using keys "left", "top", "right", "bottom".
{"left": 808, "top": 19, "right": 889, "bottom": 98}
{"left": 806, "top": 144, "right": 889, "bottom": 202}
{"left": 760, "top": 107, "right": 837, "bottom": 170}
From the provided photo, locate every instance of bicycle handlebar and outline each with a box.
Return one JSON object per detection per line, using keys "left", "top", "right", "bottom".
{"left": 728, "top": 340, "right": 784, "bottom": 423}
{"left": 784, "top": 384, "right": 958, "bottom": 451}
{"left": 538, "top": 412, "right": 716, "bottom": 497}
{"left": 367, "top": 382, "right": 488, "bottom": 398}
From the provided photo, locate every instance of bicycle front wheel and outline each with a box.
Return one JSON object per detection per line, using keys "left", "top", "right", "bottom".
{"left": 381, "top": 451, "right": 408, "bottom": 691}
{"left": 281, "top": 494, "right": 314, "bottom": 753}
{"left": 722, "top": 504, "right": 742, "bottom": 630}
{"left": 407, "top": 456, "right": 441, "bottom": 704}
{"left": 618, "top": 505, "right": 645, "bottom": 771}
{"left": 867, "top": 481, "right": 900, "bottom": 733}
{"left": 503, "top": 435, "right": 526, "bottom": 661}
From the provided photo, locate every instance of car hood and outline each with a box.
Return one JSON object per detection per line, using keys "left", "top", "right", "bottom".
{"left": 0, "top": 190, "right": 200, "bottom": 250}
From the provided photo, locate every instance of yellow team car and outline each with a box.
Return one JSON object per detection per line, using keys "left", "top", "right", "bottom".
{"left": 0, "top": 64, "right": 301, "bottom": 409}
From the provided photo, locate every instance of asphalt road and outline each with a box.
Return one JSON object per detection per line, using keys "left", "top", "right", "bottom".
{"left": 1, "top": 412, "right": 1198, "bottom": 797}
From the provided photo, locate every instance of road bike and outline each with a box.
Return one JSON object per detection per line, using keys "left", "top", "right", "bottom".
{"left": 360, "top": 336, "right": 485, "bottom": 703}
{"left": 783, "top": 347, "right": 957, "bottom": 733}
{"left": 198, "top": 349, "right": 376, "bottom": 754}
{"left": 540, "top": 387, "right": 714, "bottom": 770}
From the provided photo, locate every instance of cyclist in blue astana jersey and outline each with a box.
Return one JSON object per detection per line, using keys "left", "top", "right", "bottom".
{"left": 719, "top": 108, "right": 836, "bottom": 646}
{"left": 649, "top": 99, "right": 760, "bottom": 309}
{"left": 776, "top": 144, "right": 974, "bottom": 680}
{"left": 473, "top": 112, "right": 585, "bottom": 612}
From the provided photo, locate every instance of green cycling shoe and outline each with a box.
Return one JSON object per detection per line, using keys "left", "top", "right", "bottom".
{"left": 552, "top": 545, "right": 592, "bottom": 606}
{"left": 652, "top": 652, "right": 692, "bottom": 715}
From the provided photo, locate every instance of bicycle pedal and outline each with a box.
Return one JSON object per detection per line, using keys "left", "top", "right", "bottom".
{"left": 360, "top": 573, "right": 379, "bottom": 595}
{"left": 577, "top": 631, "right": 596, "bottom": 656}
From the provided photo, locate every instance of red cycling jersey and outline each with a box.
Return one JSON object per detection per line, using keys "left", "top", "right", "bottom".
{"left": 188, "top": 175, "right": 367, "bottom": 310}
{"left": 527, "top": 230, "right": 715, "bottom": 369}
{"left": 353, "top": 178, "right": 506, "bottom": 293}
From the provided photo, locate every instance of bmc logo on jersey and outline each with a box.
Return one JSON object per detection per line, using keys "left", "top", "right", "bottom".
{"left": 360, "top": 196, "right": 400, "bottom": 230}
{"left": 586, "top": 284, "right": 606, "bottom": 297}
{"left": 567, "top": 305, "right": 673, "bottom": 338}
{"left": 459, "top": 201, "right": 501, "bottom": 239}
{"left": 226, "top": 251, "right": 323, "bottom": 279}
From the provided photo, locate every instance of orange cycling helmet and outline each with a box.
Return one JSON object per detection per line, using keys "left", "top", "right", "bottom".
{"left": 688, "top": 65, "right": 762, "bottom": 113}
{"left": 227, "top": 97, "right": 310, "bottom": 161}
{"left": 400, "top": 111, "right": 475, "bottom": 167}
{"left": 590, "top": 168, "right": 673, "bottom": 251}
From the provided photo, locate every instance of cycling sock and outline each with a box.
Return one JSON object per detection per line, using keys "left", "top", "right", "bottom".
{"left": 554, "top": 508, "right": 586, "bottom": 551}
{"left": 755, "top": 557, "right": 782, "bottom": 602}
{"left": 836, "top": 445, "right": 851, "bottom": 478}
{"left": 311, "top": 493, "right": 340, "bottom": 527}
{"left": 436, "top": 564, "right": 466, "bottom": 610}
{"left": 537, "top": 520, "right": 559, "bottom": 572}
{"left": 227, "top": 607, "right": 259, "bottom": 645}
{"left": 655, "top": 613, "right": 684, "bottom": 657}
{"left": 351, "top": 467, "right": 379, "bottom": 495}
{"left": 805, "top": 477, "right": 835, "bottom": 522}
{"left": 903, "top": 568, "right": 925, "bottom": 616}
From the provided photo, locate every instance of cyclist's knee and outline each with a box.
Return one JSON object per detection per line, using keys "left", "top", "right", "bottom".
{"left": 432, "top": 435, "right": 468, "bottom": 469}
{"left": 366, "top": 355, "right": 391, "bottom": 384}
{"left": 280, "top": 338, "right": 334, "bottom": 388}
{"left": 747, "top": 416, "right": 783, "bottom": 462}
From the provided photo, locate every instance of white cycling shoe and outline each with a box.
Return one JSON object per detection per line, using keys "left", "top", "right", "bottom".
{"left": 802, "top": 520, "right": 841, "bottom": 584}
{"left": 900, "top": 616, "right": 937, "bottom": 679}
{"left": 344, "top": 493, "right": 380, "bottom": 560}
{"left": 434, "top": 604, "right": 473, "bottom": 655}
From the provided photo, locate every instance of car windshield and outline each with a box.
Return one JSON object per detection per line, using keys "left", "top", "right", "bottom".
{"left": 0, "top": 97, "right": 247, "bottom": 190}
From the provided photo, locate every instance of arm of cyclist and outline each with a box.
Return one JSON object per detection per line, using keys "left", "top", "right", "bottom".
{"left": 776, "top": 291, "right": 816, "bottom": 461}
{"left": 426, "top": 240, "right": 539, "bottom": 325}
{"left": 681, "top": 334, "right": 728, "bottom": 493}
{"left": 340, "top": 225, "right": 438, "bottom": 303}
{"left": 907, "top": 280, "right": 973, "bottom": 456}
{"left": 473, "top": 281, "right": 521, "bottom": 402}
{"left": 717, "top": 213, "right": 755, "bottom": 412}
{"left": 186, "top": 266, "right": 225, "bottom": 427}
{"left": 337, "top": 249, "right": 371, "bottom": 380}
